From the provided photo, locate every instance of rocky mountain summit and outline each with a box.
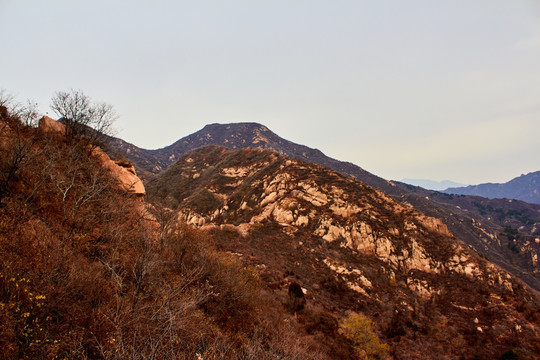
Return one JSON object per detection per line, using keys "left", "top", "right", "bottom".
{"left": 147, "top": 146, "right": 540, "bottom": 359}
{"left": 108, "top": 122, "right": 540, "bottom": 291}
{"left": 444, "top": 171, "right": 540, "bottom": 205}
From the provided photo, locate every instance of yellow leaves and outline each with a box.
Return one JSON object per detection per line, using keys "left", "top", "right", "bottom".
{"left": 0, "top": 272, "right": 55, "bottom": 352}
{"left": 339, "top": 312, "right": 389, "bottom": 360}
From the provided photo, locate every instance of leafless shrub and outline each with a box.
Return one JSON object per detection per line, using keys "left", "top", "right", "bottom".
{"left": 50, "top": 89, "right": 116, "bottom": 148}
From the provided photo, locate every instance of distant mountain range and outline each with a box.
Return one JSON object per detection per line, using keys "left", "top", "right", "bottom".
{"left": 106, "top": 122, "right": 540, "bottom": 291}
{"left": 444, "top": 171, "right": 540, "bottom": 205}
{"left": 401, "top": 178, "right": 467, "bottom": 191}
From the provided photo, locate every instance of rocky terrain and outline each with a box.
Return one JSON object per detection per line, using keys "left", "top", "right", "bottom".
{"left": 147, "top": 145, "right": 540, "bottom": 359}
{"left": 444, "top": 171, "right": 540, "bottom": 205}
{"left": 3, "top": 105, "right": 540, "bottom": 359}
{"left": 108, "top": 122, "right": 540, "bottom": 292}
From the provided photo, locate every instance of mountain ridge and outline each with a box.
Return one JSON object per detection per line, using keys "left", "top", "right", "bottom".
{"left": 105, "top": 122, "right": 540, "bottom": 292}
{"left": 444, "top": 171, "right": 540, "bottom": 205}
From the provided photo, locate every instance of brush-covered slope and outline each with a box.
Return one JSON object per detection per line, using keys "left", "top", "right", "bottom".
{"left": 444, "top": 171, "right": 540, "bottom": 205}
{"left": 109, "top": 122, "right": 540, "bottom": 292}
{"left": 147, "top": 145, "right": 540, "bottom": 359}
{"left": 0, "top": 108, "right": 342, "bottom": 359}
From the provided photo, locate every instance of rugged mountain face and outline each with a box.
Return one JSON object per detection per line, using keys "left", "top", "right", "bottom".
{"left": 147, "top": 146, "right": 540, "bottom": 359}
{"left": 444, "top": 171, "right": 540, "bottom": 205}
{"left": 108, "top": 122, "right": 540, "bottom": 291}
{"left": 394, "top": 183, "right": 540, "bottom": 291}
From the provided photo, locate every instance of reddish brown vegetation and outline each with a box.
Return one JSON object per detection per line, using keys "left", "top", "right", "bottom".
{"left": 0, "top": 109, "right": 340, "bottom": 359}
{"left": 2, "top": 104, "right": 540, "bottom": 359}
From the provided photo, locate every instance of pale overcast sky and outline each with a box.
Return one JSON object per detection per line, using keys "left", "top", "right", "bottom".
{"left": 1, "top": 1, "right": 539, "bottom": 184}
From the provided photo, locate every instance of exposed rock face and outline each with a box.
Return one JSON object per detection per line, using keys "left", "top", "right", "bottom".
{"left": 152, "top": 147, "right": 469, "bottom": 277}
{"left": 94, "top": 149, "right": 146, "bottom": 197}
{"left": 147, "top": 146, "right": 540, "bottom": 359}
{"left": 39, "top": 115, "right": 66, "bottom": 134}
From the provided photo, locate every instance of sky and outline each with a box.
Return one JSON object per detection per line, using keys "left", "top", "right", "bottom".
{"left": 1, "top": 1, "right": 539, "bottom": 185}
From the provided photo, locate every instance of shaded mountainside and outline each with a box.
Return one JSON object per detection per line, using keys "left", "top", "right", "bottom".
{"left": 107, "top": 122, "right": 540, "bottom": 292}
{"left": 147, "top": 145, "right": 540, "bottom": 359}
{"left": 444, "top": 171, "right": 540, "bottom": 205}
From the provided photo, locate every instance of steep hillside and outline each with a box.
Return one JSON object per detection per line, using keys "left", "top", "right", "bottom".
{"left": 147, "top": 146, "right": 540, "bottom": 359}
{"left": 444, "top": 171, "right": 540, "bottom": 205}
{"left": 108, "top": 122, "right": 540, "bottom": 292}
{"left": 0, "top": 109, "right": 340, "bottom": 359}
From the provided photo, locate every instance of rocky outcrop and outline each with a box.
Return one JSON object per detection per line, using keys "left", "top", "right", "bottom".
{"left": 38, "top": 116, "right": 145, "bottom": 197}
{"left": 93, "top": 148, "right": 145, "bottom": 197}
{"left": 148, "top": 147, "right": 516, "bottom": 282}
{"left": 39, "top": 115, "right": 66, "bottom": 134}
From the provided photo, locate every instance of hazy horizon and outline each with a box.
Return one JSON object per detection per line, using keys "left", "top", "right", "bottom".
{"left": 2, "top": 1, "right": 539, "bottom": 184}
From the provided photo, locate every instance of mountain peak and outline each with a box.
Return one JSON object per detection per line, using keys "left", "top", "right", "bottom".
{"left": 201, "top": 122, "right": 271, "bottom": 133}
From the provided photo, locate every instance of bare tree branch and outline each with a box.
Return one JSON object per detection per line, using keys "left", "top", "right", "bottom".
{"left": 50, "top": 89, "right": 117, "bottom": 148}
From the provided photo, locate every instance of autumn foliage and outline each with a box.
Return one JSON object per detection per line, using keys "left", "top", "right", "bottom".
{"left": 0, "top": 103, "right": 338, "bottom": 359}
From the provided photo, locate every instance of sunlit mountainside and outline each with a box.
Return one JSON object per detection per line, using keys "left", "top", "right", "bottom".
{"left": 1, "top": 100, "right": 539, "bottom": 359}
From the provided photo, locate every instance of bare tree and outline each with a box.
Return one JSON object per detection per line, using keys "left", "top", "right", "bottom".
{"left": 0, "top": 89, "right": 40, "bottom": 127}
{"left": 50, "top": 89, "right": 117, "bottom": 147}
{"left": 0, "top": 89, "right": 15, "bottom": 108}
{"left": 0, "top": 91, "right": 40, "bottom": 203}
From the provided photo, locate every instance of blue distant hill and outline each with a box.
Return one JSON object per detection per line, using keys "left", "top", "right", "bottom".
{"left": 443, "top": 171, "right": 540, "bottom": 205}
{"left": 400, "top": 178, "right": 467, "bottom": 191}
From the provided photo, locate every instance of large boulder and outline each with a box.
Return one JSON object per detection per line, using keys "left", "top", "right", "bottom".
{"left": 39, "top": 116, "right": 65, "bottom": 134}
{"left": 93, "top": 148, "right": 145, "bottom": 197}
